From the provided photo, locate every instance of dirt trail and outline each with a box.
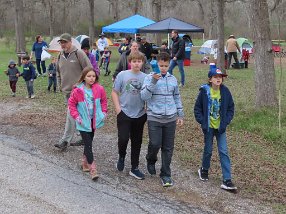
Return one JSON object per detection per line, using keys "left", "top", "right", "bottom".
{"left": 0, "top": 98, "right": 273, "bottom": 213}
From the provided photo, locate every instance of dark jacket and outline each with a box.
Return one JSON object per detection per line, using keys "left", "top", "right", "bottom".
{"left": 48, "top": 63, "right": 57, "bottom": 76}
{"left": 194, "top": 84, "right": 234, "bottom": 134}
{"left": 21, "top": 62, "right": 36, "bottom": 81}
{"left": 171, "top": 36, "right": 185, "bottom": 60}
{"left": 140, "top": 42, "right": 153, "bottom": 60}
{"left": 118, "top": 43, "right": 130, "bottom": 54}
{"left": 113, "top": 50, "right": 151, "bottom": 79}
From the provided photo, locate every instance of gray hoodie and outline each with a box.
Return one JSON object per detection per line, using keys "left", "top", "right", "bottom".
{"left": 56, "top": 45, "right": 92, "bottom": 95}
{"left": 7, "top": 60, "right": 20, "bottom": 81}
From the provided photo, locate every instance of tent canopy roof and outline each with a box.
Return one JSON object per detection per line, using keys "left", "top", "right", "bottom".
{"left": 138, "top": 17, "right": 204, "bottom": 33}
{"left": 102, "top": 14, "right": 155, "bottom": 34}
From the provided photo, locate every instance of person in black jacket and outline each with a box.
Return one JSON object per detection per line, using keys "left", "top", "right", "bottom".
{"left": 140, "top": 36, "right": 153, "bottom": 62}
{"left": 167, "top": 30, "right": 185, "bottom": 87}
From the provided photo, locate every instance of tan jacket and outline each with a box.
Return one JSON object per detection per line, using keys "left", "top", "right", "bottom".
{"left": 57, "top": 45, "right": 92, "bottom": 95}
{"left": 226, "top": 38, "right": 240, "bottom": 53}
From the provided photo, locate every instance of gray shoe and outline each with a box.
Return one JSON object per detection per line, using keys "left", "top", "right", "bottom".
{"left": 54, "top": 141, "right": 68, "bottom": 150}
{"left": 70, "top": 139, "right": 84, "bottom": 146}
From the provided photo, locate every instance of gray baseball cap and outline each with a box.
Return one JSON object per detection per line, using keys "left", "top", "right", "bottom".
{"left": 58, "top": 33, "right": 72, "bottom": 42}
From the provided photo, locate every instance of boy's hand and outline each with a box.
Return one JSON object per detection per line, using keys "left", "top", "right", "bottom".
{"left": 176, "top": 118, "right": 183, "bottom": 126}
{"left": 152, "top": 73, "right": 161, "bottom": 80}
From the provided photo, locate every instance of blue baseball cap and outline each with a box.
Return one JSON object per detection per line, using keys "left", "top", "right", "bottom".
{"left": 208, "top": 68, "right": 228, "bottom": 78}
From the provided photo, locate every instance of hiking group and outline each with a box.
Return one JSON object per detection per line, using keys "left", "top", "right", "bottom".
{"left": 4, "top": 32, "right": 237, "bottom": 191}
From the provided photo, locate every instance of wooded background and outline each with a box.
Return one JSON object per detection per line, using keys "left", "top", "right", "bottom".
{"left": 1, "top": 0, "right": 285, "bottom": 40}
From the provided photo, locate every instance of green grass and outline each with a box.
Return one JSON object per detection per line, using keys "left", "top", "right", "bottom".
{"left": 1, "top": 39, "right": 286, "bottom": 211}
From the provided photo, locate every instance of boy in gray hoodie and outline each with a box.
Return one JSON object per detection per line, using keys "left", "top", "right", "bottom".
{"left": 5, "top": 60, "right": 20, "bottom": 97}
{"left": 141, "top": 52, "right": 184, "bottom": 187}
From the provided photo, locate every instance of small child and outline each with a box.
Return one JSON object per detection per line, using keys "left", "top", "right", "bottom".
{"left": 141, "top": 52, "right": 184, "bottom": 187}
{"left": 5, "top": 60, "right": 20, "bottom": 97}
{"left": 68, "top": 66, "right": 107, "bottom": 180}
{"left": 241, "top": 49, "right": 250, "bottom": 68}
{"left": 111, "top": 51, "right": 147, "bottom": 180}
{"left": 47, "top": 57, "right": 57, "bottom": 93}
{"left": 91, "top": 43, "right": 100, "bottom": 63}
{"left": 194, "top": 68, "right": 236, "bottom": 191}
{"left": 19, "top": 56, "right": 37, "bottom": 99}
{"left": 102, "top": 47, "right": 111, "bottom": 76}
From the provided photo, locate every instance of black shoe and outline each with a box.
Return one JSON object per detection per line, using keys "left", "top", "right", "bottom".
{"left": 54, "top": 141, "right": 68, "bottom": 150}
{"left": 198, "top": 167, "right": 209, "bottom": 181}
{"left": 161, "top": 176, "right": 173, "bottom": 187}
{"left": 147, "top": 163, "right": 156, "bottom": 175}
{"left": 221, "top": 179, "right": 237, "bottom": 190}
{"left": 116, "top": 157, "right": 125, "bottom": 171}
{"left": 129, "top": 168, "right": 145, "bottom": 180}
{"left": 70, "top": 139, "right": 84, "bottom": 146}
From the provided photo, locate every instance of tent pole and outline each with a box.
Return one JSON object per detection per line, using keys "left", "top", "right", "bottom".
{"left": 168, "top": 33, "right": 170, "bottom": 49}
{"left": 135, "top": 33, "right": 137, "bottom": 40}
{"left": 203, "top": 33, "right": 205, "bottom": 44}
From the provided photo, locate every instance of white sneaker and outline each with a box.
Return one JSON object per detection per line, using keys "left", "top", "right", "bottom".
{"left": 30, "top": 94, "right": 35, "bottom": 99}
{"left": 25, "top": 95, "right": 30, "bottom": 99}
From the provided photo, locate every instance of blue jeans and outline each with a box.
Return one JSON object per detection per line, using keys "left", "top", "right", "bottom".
{"left": 202, "top": 128, "right": 232, "bottom": 180}
{"left": 146, "top": 120, "right": 176, "bottom": 177}
{"left": 167, "top": 59, "right": 185, "bottom": 85}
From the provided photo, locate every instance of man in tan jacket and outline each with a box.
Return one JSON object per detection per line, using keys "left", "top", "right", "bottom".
{"left": 54, "top": 33, "right": 92, "bottom": 150}
{"left": 226, "top": 35, "right": 241, "bottom": 69}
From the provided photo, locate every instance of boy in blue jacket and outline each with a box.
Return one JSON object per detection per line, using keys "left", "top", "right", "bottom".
{"left": 194, "top": 68, "right": 236, "bottom": 190}
{"left": 141, "top": 52, "right": 184, "bottom": 187}
{"left": 19, "top": 56, "right": 37, "bottom": 99}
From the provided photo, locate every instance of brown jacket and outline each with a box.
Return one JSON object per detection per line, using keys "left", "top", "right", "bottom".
{"left": 226, "top": 38, "right": 240, "bottom": 53}
{"left": 57, "top": 45, "right": 92, "bottom": 95}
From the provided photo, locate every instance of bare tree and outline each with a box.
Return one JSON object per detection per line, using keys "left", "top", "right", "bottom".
{"left": 14, "top": 0, "right": 25, "bottom": 53}
{"left": 249, "top": 0, "right": 277, "bottom": 107}
{"left": 216, "top": 0, "right": 225, "bottom": 72}
{"left": 88, "top": 0, "right": 95, "bottom": 43}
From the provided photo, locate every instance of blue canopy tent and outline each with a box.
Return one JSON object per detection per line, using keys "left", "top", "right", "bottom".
{"left": 102, "top": 14, "right": 155, "bottom": 34}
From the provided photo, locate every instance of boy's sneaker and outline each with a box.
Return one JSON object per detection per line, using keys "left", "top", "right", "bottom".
{"left": 116, "top": 157, "right": 125, "bottom": 171}
{"left": 129, "top": 168, "right": 145, "bottom": 180}
{"left": 147, "top": 163, "right": 156, "bottom": 175}
{"left": 12, "top": 93, "right": 16, "bottom": 97}
{"left": 26, "top": 95, "right": 30, "bottom": 99}
{"left": 198, "top": 167, "right": 209, "bottom": 181}
{"left": 221, "top": 179, "right": 237, "bottom": 190}
{"left": 30, "top": 94, "right": 35, "bottom": 99}
{"left": 70, "top": 139, "right": 84, "bottom": 146}
{"left": 54, "top": 140, "right": 68, "bottom": 150}
{"left": 161, "top": 176, "right": 173, "bottom": 187}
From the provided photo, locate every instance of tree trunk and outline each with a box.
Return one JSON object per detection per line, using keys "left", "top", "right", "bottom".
{"left": 216, "top": 0, "right": 225, "bottom": 72}
{"left": 14, "top": 0, "right": 25, "bottom": 53}
{"left": 48, "top": 0, "right": 55, "bottom": 40}
{"left": 154, "top": 0, "right": 162, "bottom": 45}
{"left": 88, "top": 0, "right": 95, "bottom": 44}
{"left": 249, "top": 0, "right": 277, "bottom": 107}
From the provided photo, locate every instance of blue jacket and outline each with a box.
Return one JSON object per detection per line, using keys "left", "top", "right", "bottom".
{"left": 32, "top": 41, "right": 48, "bottom": 59}
{"left": 21, "top": 63, "right": 36, "bottom": 81}
{"left": 194, "top": 84, "right": 234, "bottom": 134}
{"left": 141, "top": 72, "right": 184, "bottom": 119}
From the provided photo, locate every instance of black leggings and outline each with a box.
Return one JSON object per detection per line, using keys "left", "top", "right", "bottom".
{"left": 80, "top": 130, "right": 95, "bottom": 164}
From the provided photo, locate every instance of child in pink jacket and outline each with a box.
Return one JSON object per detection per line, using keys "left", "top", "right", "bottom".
{"left": 68, "top": 66, "right": 107, "bottom": 180}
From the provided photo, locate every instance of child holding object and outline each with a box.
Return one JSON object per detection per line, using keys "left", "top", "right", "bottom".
{"left": 68, "top": 67, "right": 107, "bottom": 180}
{"left": 141, "top": 52, "right": 184, "bottom": 187}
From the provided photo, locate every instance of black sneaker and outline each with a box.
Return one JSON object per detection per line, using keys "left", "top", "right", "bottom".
{"left": 129, "top": 168, "right": 145, "bottom": 180}
{"left": 161, "top": 176, "right": 173, "bottom": 187}
{"left": 70, "top": 139, "right": 84, "bottom": 146}
{"left": 54, "top": 141, "right": 68, "bottom": 150}
{"left": 147, "top": 163, "right": 156, "bottom": 175}
{"left": 221, "top": 179, "right": 237, "bottom": 190}
{"left": 116, "top": 157, "right": 125, "bottom": 171}
{"left": 198, "top": 167, "right": 209, "bottom": 181}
